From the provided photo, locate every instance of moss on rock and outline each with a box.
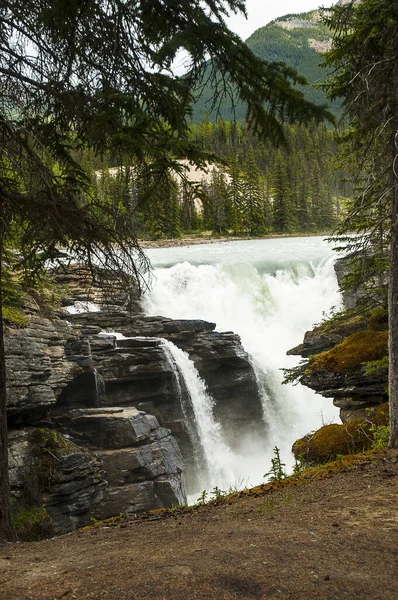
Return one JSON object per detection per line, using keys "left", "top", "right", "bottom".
{"left": 293, "top": 420, "right": 373, "bottom": 464}
{"left": 308, "top": 329, "right": 388, "bottom": 374}
{"left": 293, "top": 403, "right": 390, "bottom": 465}
{"left": 3, "top": 306, "right": 28, "bottom": 327}
{"left": 27, "top": 428, "right": 87, "bottom": 492}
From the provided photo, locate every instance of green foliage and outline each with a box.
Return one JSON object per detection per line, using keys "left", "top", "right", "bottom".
{"left": 188, "top": 120, "right": 345, "bottom": 236}
{"left": 293, "top": 455, "right": 309, "bottom": 475}
{"left": 364, "top": 356, "right": 389, "bottom": 377}
{"left": 370, "top": 424, "right": 390, "bottom": 451}
{"left": 282, "top": 359, "right": 309, "bottom": 386}
{"left": 79, "top": 118, "right": 345, "bottom": 239}
{"left": 2, "top": 306, "right": 28, "bottom": 328}
{"left": 264, "top": 446, "right": 287, "bottom": 482}
{"left": 211, "top": 486, "right": 227, "bottom": 501}
{"left": 12, "top": 505, "right": 53, "bottom": 542}
{"left": 321, "top": 0, "right": 396, "bottom": 314}
{"left": 196, "top": 490, "right": 208, "bottom": 505}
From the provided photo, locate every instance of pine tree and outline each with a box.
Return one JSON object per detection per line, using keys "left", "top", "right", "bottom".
{"left": 272, "top": 151, "right": 295, "bottom": 233}
{"left": 241, "top": 150, "right": 266, "bottom": 235}
{"left": 322, "top": 0, "right": 398, "bottom": 446}
{"left": 227, "top": 154, "right": 244, "bottom": 233}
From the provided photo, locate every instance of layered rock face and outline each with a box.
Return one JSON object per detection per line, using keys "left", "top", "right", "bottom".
{"left": 8, "top": 428, "right": 107, "bottom": 536}
{"left": 289, "top": 327, "right": 388, "bottom": 422}
{"left": 6, "top": 268, "right": 264, "bottom": 535}
{"left": 288, "top": 258, "right": 388, "bottom": 423}
{"left": 61, "top": 309, "right": 264, "bottom": 450}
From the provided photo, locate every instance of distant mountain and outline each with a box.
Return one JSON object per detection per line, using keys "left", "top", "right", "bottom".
{"left": 192, "top": 7, "right": 341, "bottom": 122}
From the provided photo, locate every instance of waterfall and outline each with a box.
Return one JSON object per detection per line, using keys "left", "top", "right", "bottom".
{"left": 160, "top": 339, "right": 236, "bottom": 493}
{"left": 92, "top": 368, "right": 105, "bottom": 407}
{"left": 97, "top": 331, "right": 244, "bottom": 494}
{"left": 143, "top": 237, "right": 342, "bottom": 477}
{"left": 161, "top": 339, "right": 206, "bottom": 490}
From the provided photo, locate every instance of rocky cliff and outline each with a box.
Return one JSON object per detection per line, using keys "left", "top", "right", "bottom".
{"left": 6, "top": 267, "right": 264, "bottom": 536}
{"left": 288, "top": 258, "right": 388, "bottom": 423}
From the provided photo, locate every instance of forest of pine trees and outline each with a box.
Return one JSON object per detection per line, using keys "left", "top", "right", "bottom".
{"left": 81, "top": 119, "right": 350, "bottom": 239}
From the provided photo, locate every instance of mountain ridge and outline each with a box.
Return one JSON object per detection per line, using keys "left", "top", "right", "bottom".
{"left": 192, "top": 5, "right": 341, "bottom": 122}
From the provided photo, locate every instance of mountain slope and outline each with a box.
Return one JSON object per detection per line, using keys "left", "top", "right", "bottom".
{"left": 192, "top": 8, "right": 340, "bottom": 122}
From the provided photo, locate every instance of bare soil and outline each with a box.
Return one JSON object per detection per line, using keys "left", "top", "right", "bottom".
{"left": 1, "top": 452, "right": 398, "bottom": 600}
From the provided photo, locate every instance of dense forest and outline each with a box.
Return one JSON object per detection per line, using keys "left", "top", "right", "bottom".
{"left": 85, "top": 120, "right": 349, "bottom": 239}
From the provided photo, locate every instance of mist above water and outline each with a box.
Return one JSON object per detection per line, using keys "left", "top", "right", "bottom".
{"left": 143, "top": 237, "right": 342, "bottom": 492}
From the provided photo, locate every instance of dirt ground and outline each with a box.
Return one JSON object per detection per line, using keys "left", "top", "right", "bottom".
{"left": 1, "top": 451, "right": 397, "bottom": 600}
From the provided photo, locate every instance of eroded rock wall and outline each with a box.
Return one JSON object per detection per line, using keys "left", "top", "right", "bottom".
{"left": 6, "top": 271, "right": 264, "bottom": 535}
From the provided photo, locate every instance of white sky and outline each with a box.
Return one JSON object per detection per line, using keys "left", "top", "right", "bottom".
{"left": 226, "top": 1, "right": 336, "bottom": 40}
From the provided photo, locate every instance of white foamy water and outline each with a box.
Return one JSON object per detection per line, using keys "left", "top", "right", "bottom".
{"left": 161, "top": 339, "right": 236, "bottom": 493}
{"left": 64, "top": 301, "right": 101, "bottom": 314}
{"left": 143, "top": 237, "right": 342, "bottom": 489}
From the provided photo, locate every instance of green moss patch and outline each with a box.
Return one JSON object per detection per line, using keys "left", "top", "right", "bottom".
{"left": 3, "top": 306, "right": 28, "bottom": 327}
{"left": 12, "top": 505, "right": 53, "bottom": 542}
{"left": 293, "top": 403, "right": 390, "bottom": 465}
{"left": 309, "top": 329, "right": 388, "bottom": 374}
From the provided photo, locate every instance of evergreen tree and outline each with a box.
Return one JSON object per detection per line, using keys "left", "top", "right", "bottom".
{"left": 227, "top": 154, "right": 244, "bottom": 233}
{"left": 241, "top": 150, "right": 266, "bottom": 235}
{"left": 322, "top": 0, "right": 398, "bottom": 446}
{"left": 272, "top": 151, "right": 295, "bottom": 233}
{"left": 137, "top": 168, "right": 181, "bottom": 239}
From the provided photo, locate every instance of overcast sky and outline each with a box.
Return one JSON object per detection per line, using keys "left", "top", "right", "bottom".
{"left": 226, "top": 1, "right": 336, "bottom": 40}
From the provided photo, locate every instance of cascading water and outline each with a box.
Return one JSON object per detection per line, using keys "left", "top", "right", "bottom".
{"left": 98, "top": 331, "right": 242, "bottom": 495}
{"left": 161, "top": 339, "right": 236, "bottom": 494}
{"left": 143, "top": 237, "right": 343, "bottom": 490}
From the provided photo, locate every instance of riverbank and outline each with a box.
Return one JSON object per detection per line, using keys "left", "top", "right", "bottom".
{"left": 1, "top": 450, "right": 397, "bottom": 600}
{"left": 139, "top": 232, "right": 333, "bottom": 249}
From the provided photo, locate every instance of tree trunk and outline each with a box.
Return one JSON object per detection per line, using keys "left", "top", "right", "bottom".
{"left": 389, "top": 146, "right": 398, "bottom": 447}
{"left": 388, "top": 27, "right": 398, "bottom": 448}
{"left": 0, "top": 219, "right": 14, "bottom": 541}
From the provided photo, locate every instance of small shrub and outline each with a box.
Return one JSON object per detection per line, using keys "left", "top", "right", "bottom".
{"left": 293, "top": 454, "right": 309, "bottom": 475}
{"left": 13, "top": 505, "right": 53, "bottom": 541}
{"left": 196, "top": 490, "right": 208, "bottom": 505}
{"left": 264, "top": 446, "right": 286, "bottom": 482}
{"left": 211, "top": 486, "right": 227, "bottom": 501}
{"left": 371, "top": 424, "right": 390, "bottom": 450}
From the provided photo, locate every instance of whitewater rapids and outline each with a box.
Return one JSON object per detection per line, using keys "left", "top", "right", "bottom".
{"left": 142, "top": 236, "right": 342, "bottom": 493}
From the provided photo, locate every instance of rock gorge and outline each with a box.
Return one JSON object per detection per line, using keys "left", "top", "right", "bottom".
{"left": 6, "top": 267, "right": 264, "bottom": 536}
